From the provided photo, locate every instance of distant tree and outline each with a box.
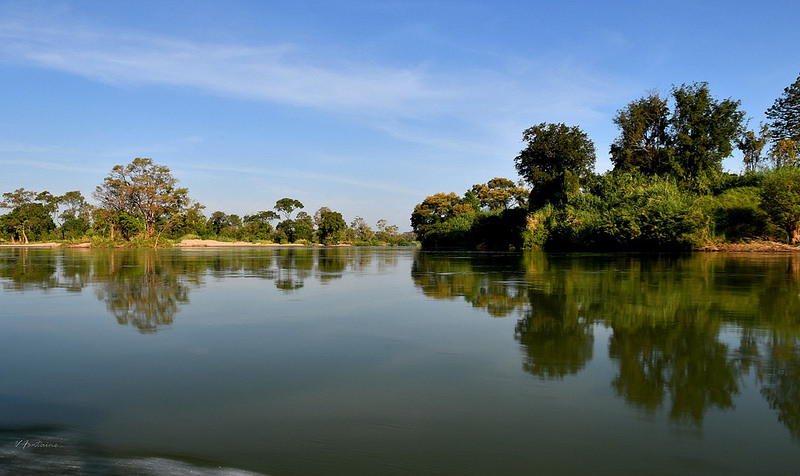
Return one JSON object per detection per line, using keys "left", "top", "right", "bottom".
{"left": 348, "top": 216, "right": 373, "bottom": 242}
{"left": 610, "top": 92, "right": 673, "bottom": 175}
{"left": 274, "top": 198, "right": 304, "bottom": 221}
{"left": 670, "top": 82, "right": 745, "bottom": 182}
{"left": 207, "top": 211, "right": 241, "bottom": 237}
{"left": 276, "top": 211, "right": 313, "bottom": 243}
{"left": 514, "top": 123, "right": 596, "bottom": 208}
{"left": 57, "top": 190, "right": 93, "bottom": 239}
{"left": 770, "top": 139, "right": 798, "bottom": 167}
{"left": 0, "top": 188, "right": 56, "bottom": 243}
{"left": 411, "top": 192, "right": 478, "bottom": 246}
{"left": 294, "top": 212, "right": 314, "bottom": 242}
{"left": 94, "top": 158, "right": 190, "bottom": 239}
{"left": 766, "top": 73, "right": 800, "bottom": 144}
{"left": 737, "top": 123, "right": 771, "bottom": 171}
{"left": 611, "top": 84, "right": 745, "bottom": 185}
{"left": 376, "top": 219, "right": 401, "bottom": 243}
{"left": 242, "top": 210, "right": 278, "bottom": 240}
{"left": 411, "top": 192, "right": 462, "bottom": 234}
{"left": 760, "top": 166, "right": 800, "bottom": 243}
{"left": 314, "top": 207, "right": 332, "bottom": 228}
{"left": 319, "top": 210, "right": 348, "bottom": 244}
{"left": 169, "top": 202, "right": 207, "bottom": 238}
{"left": 471, "top": 177, "right": 529, "bottom": 211}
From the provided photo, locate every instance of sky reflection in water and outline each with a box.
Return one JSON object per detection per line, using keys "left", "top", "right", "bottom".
{"left": 1, "top": 248, "right": 799, "bottom": 475}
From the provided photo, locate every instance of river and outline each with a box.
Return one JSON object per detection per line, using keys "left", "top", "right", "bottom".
{"left": 1, "top": 247, "right": 799, "bottom": 475}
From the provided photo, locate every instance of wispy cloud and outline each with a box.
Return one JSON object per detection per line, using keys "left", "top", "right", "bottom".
{"left": 0, "top": 15, "right": 443, "bottom": 114}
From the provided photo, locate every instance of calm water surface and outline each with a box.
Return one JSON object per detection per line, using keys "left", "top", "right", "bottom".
{"left": 1, "top": 247, "right": 799, "bottom": 475}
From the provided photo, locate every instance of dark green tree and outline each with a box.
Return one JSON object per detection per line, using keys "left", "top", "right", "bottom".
{"left": 514, "top": 122, "right": 596, "bottom": 208}
{"left": 242, "top": 210, "right": 278, "bottom": 240}
{"left": 0, "top": 188, "right": 56, "bottom": 243}
{"left": 318, "top": 209, "right": 347, "bottom": 244}
{"left": 760, "top": 166, "right": 800, "bottom": 243}
{"left": 274, "top": 197, "right": 304, "bottom": 221}
{"left": 670, "top": 82, "right": 745, "bottom": 183}
{"left": 610, "top": 92, "right": 674, "bottom": 175}
{"left": 470, "top": 177, "right": 529, "bottom": 211}
{"left": 766, "top": 72, "right": 800, "bottom": 143}
{"left": 737, "top": 123, "right": 771, "bottom": 171}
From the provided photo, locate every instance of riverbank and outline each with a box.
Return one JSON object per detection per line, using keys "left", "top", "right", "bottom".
{"left": 1, "top": 239, "right": 796, "bottom": 251}
{"left": 0, "top": 239, "right": 343, "bottom": 248}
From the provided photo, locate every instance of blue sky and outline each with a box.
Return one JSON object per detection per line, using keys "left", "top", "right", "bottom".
{"left": 1, "top": 0, "right": 799, "bottom": 231}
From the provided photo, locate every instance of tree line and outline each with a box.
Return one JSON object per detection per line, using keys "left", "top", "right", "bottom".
{"left": 0, "top": 157, "right": 414, "bottom": 246}
{"left": 412, "top": 75, "right": 800, "bottom": 250}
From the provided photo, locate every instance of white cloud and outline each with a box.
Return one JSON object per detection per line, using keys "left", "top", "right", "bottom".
{"left": 0, "top": 17, "right": 442, "bottom": 114}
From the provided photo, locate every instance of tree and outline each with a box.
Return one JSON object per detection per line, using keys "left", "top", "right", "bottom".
{"left": 319, "top": 210, "right": 348, "bottom": 244}
{"left": 242, "top": 210, "right": 278, "bottom": 240}
{"left": 274, "top": 198, "right": 304, "bottom": 221}
{"left": 276, "top": 211, "right": 314, "bottom": 243}
{"left": 471, "top": 177, "right": 529, "bottom": 211}
{"left": 737, "top": 123, "right": 771, "bottom": 171}
{"left": 57, "top": 190, "right": 93, "bottom": 239}
{"left": 610, "top": 92, "right": 673, "bottom": 175}
{"left": 514, "top": 123, "right": 596, "bottom": 208}
{"left": 670, "top": 82, "right": 745, "bottom": 182}
{"left": 760, "top": 166, "right": 800, "bottom": 243}
{"left": 766, "top": 72, "right": 800, "bottom": 143}
{"left": 94, "top": 158, "right": 190, "bottom": 239}
{"left": 0, "top": 188, "right": 56, "bottom": 243}
{"left": 411, "top": 192, "right": 463, "bottom": 234}
{"left": 208, "top": 211, "right": 241, "bottom": 236}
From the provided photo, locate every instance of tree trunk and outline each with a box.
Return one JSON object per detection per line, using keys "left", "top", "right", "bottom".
{"left": 791, "top": 224, "right": 800, "bottom": 244}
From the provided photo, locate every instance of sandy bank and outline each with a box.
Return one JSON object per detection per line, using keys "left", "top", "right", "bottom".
{"left": 175, "top": 239, "right": 311, "bottom": 248}
{"left": 0, "top": 242, "right": 63, "bottom": 248}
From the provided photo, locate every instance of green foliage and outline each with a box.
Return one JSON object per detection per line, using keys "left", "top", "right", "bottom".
{"left": 521, "top": 174, "right": 708, "bottom": 251}
{"left": 612, "top": 83, "right": 745, "bottom": 185}
{"left": 760, "top": 166, "right": 800, "bottom": 243}
{"left": 514, "top": 122, "right": 596, "bottom": 208}
{"left": 274, "top": 197, "right": 304, "bottom": 220}
{"left": 94, "top": 158, "right": 190, "bottom": 240}
{"left": 318, "top": 210, "right": 347, "bottom": 244}
{"left": 610, "top": 92, "right": 673, "bottom": 175}
{"left": 766, "top": 72, "right": 800, "bottom": 143}
{"left": 470, "top": 177, "right": 529, "bottom": 211}
{"left": 0, "top": 202, "right": 56, "bottom": 243}
{"left": 670, "top": 82, "right": 745, "bottom": 182}
{"left": 698, "top": 186, "right": 768, "bottom": 242}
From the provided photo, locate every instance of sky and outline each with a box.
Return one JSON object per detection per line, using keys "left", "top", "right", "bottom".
{"left": 1, "top": 0, "right": 799, "bottom": 231}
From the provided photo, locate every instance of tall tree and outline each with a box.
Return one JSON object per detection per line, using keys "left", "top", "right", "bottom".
{"left": 514, "top": 122, "right": 595, "bottom": 208}
{"left": 610, "top": 92, "right": 673, "bottom": 175}
{"left": 274, "top": 198, "right": 304, "bottom": 221}
{"left": 766, "top": 72, "right": 800, "bottom": 143}
{"left": 670, "top": 82, "right": 745, "bottom": 182}
{"left": 471, "top": 177, "right": 529, "bottom": 211}
{"left": 737, "top": 123, "right": 771, "bottom": 171}
{"left": 0, "top": 188, "right": 55, "bottom": 243}
{"left": 94, "top": 158, "right": 190, "bottom": 239}
{"left": 319, "top": 210, "right": 348, "bottom": 244}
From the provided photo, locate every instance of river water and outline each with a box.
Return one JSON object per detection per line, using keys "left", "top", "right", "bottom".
{"left": 1, "top": 247, "right": 799, "bottom": 475}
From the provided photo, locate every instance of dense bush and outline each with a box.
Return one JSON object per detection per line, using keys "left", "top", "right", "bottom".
{"left": 524, "top": 173, "right": 709, "bottom": 251}
{"left": 760, "top": 166, "right": 800, "bottom": 243}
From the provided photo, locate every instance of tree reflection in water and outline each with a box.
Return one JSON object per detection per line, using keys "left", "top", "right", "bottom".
{"left": 0, "top": 247, "right": 405, "bottom": 333}
{"left": 412, "top": 251, "right": 800, "bottom": 436}
{"left": 93, "top": 250, "right": 190, "bottom": 333}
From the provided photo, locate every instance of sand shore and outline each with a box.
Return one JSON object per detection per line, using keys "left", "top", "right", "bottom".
{"left": 0, "top": 239, "right": 318, "bottom": 248}
{"left": 0, "top": 239, "right": 796, "bottom": 251}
